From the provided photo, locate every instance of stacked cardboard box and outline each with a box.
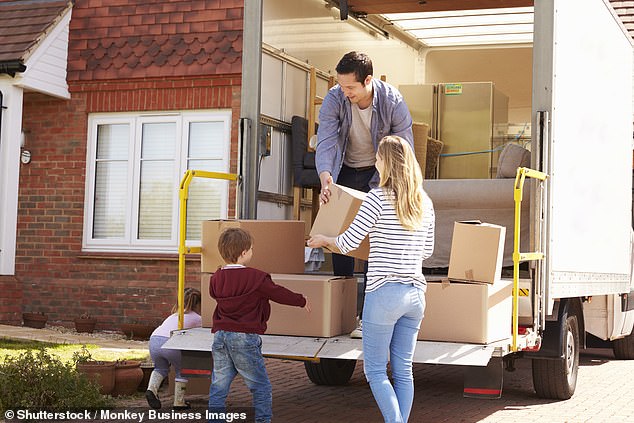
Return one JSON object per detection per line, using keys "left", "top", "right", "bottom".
{"left": 417, "top": 279, "right": 512, "bottom": 343}
{"left": 201, "top": 220, "right": 305, "bottom": 274}
{"left": 447, "top": 221, "right": 506, "bottom": 284}
{"left": 200, "top": 219, "right": 357, "bottom": 338}
{"left": 202, "top": 273, "right": 357, "bottom": 337}
{"left": 418, "top": 221, "right": 512, "bottom": 344}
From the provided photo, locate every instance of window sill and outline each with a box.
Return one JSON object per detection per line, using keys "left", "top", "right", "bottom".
{"left": 76, "top": 252, "right": 201, "bottom": 261}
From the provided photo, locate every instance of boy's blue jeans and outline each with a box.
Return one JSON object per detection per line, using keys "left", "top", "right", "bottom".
{"left": 362, "top": 283, "right": 426, "bottom": 423}
{"left": 208, "top": 330, "right": 272, "bottom": 423}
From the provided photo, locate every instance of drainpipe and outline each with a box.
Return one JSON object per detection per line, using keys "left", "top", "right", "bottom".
{"left": 239, "top": 1, "right": 263, "bottom": 219}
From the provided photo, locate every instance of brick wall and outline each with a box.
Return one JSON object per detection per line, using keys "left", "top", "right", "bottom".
{"left": 1, "top": 0, "right": 245, "bottom": 328}
{"left": 0, "top": 276, "right": 21, "bottom": 324}
{"left": 14, "top": 79, "right": 240, "bottom": 329}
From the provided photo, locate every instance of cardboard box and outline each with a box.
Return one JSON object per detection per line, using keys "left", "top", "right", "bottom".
{"left": 418, "top": 279, "right": 512, "bottom": 344}
{"left": 448, "top": 221, "right": 506, "bottom": 284}
{"left": 201, "top": 273, "right": 357, "bottom": 337}
{"left": 201, "top": 220, "right": 305, "bottom": 274}
{"left": 309, "top": 184, "right": 370, "bottom": 261}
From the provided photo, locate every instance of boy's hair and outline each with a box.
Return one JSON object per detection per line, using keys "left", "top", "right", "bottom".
{"left": 336, "top": 51, "right": 373, "bottom": 84}
{"left": 171, "top": 287, "right": 201, "bottom": 314}
{"left": 218, "top": 227, "right": 253, "bottom": 264}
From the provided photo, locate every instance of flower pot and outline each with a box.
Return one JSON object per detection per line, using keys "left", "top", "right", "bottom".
{"left": 76, "top": 361, "right": 116, "bottom": 395}
{"left": 74, "top": 318, "right": 97, "bottom": 334}
{"left": 119, "top": 323, "right": 155, "bottom": 341}
{"left": 112, "top": 360, "right": 143, "bottom": 397}
{"left": 22, "top": 312, "right": 48, "bottom": 329}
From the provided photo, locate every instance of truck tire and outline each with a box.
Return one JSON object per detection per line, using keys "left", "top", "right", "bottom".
{"left": 304, "top": 358, "right": 356, "bottom": 385}
{"left": 532, "top": 314, "right": 579, "bottom": 399}
{"left": 613, "top": 333, "right": 634, "bottom": 359}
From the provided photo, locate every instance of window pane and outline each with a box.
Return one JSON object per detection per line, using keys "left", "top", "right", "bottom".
{"left": 138, "top": 122, "right": 176, "bottom": 240}
{"left": 93, "top": 161, "right": 128, "bottom": 238}
{"left": 138, "top": 161, "right": 173, "bottom": 239}
{"left": 185, "top": 159, "right": 228, "bottom": 239}
{"left": 93, "top": 123, "right": 129, "bottom": 239}
{"left": 141, "top": 122, "right": 176, "bottom": 159}
{"left": 97, "top": 124, "right": 129, "bottom": 159}
{"left": 189, "top": 122, "right": 225, "bottom": 158}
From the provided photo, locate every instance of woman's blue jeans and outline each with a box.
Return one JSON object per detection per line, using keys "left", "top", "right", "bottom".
{"left": 208, "top": 331, "right": 272, "bottom": 423}
{"left": 362, "top": 283, "right": 426, "bottom": 423}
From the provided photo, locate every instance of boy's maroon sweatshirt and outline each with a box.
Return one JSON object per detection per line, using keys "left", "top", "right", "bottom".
{"left": 209, "top": 266, "right": 306, "bottom": 334}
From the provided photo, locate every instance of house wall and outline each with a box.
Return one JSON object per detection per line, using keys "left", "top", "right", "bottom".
{"left": 0, "top": 0, "right": 244, "bottom": 328}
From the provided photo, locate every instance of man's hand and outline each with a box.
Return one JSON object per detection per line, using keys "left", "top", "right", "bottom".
{"left": 303, "top": 298, "right": 312, "bottom": 313}
{"left": 319, "top": 171, "right": 333, "bottom": 205}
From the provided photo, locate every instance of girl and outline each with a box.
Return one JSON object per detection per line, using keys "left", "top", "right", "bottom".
{"left": 308, "top": 135, "right": 435, "bottom": 423}
{"left": 145, "top": 287, "right": 202, "bottom": 410}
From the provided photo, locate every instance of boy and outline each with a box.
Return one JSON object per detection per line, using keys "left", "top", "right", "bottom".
{"left": 208, "top": 227, "right": 310, "bottom": 423}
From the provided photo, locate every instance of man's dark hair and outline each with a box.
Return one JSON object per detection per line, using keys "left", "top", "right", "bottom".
{"left": 335, "top": 51, "right": 373, "bottom": 84}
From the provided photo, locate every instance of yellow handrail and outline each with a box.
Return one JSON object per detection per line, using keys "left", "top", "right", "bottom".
{"left": 512, "top": 167, "right": 547, "bottom": 352}
{"left": 178, "top": 170, "right": 238, "bottom": 330}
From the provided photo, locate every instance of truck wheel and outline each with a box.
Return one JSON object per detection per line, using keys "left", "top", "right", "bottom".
{"left": 532, "top": 314, "right": 579, "bottom": 399}
{"left": 304, "top": 358, "right": 356, "bottom": 385}
{"left": 613, "top": 333, "right": 634, "bottom": 359}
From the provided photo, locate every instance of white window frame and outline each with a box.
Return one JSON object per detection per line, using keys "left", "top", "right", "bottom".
{"left": 83, "top": 110, "right": 232, "bottom": 253}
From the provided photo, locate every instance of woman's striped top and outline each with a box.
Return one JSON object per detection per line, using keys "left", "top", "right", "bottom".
{"left": 335, "top": 187, "right": 435, "bottom": 293}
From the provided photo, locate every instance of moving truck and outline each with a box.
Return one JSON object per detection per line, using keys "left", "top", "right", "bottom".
{"left": 165, "top": 0, "right": 634, "bottom": 399}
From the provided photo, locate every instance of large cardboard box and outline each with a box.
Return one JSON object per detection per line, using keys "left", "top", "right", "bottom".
{"left": 201, "top": 273, "right": 357, "bottom": 337}
{"left": 201, "top": 272, "right": 214, "bottom": 327}
{"left": 418, "top": 279, "right": 512, "bottom": 344}
{"left": 310, "top": 184, "right": 370, "bottom": 261}
{"left": 201, "top": 220, "right": 305, "bottom": 274}
{"left": 448, "top": 221, "right": 506, "bottom": 284}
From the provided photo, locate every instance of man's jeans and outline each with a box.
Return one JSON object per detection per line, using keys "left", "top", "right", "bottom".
{"left": 362, "top": 283, "right": 426, "bottom": 423}
{"left": 208, "top": 331, "right": 272, "bottom": 423}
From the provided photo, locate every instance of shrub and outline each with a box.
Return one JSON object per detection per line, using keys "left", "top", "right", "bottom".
{"left": 0, "top": 348, "right": 114, "bottom": 414}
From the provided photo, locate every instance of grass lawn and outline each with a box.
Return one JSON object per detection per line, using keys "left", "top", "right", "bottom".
{"left": 0, "top": 337, "right": 150, "bottom": 364}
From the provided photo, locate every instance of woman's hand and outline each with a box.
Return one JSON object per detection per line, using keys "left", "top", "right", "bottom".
{"left": 307, "top": 234, "right": 334, "bottom": 249}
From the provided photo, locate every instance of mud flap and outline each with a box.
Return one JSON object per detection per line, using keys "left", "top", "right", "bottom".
{"left": 463, "top": 357, "right": 503, "bottom": 399}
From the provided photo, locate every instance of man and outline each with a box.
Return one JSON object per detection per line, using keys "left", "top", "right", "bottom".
{"left": 315, "top": 51, "right": 414, "bottom": 337}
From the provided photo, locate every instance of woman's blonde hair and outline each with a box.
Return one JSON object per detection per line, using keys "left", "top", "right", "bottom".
{"left": 171, "top": 287, "right": 201, "bottom": 314}
{"left": 377, "top": 135, "right": 425, "bottom": 230}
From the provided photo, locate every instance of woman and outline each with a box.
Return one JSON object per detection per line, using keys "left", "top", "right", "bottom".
{"left": 308, "top": 135, "right": 435, "bottom": 423}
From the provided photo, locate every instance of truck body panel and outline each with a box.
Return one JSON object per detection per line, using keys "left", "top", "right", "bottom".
{"left": 533, "top": 0, "right": 633, "bottom": 301}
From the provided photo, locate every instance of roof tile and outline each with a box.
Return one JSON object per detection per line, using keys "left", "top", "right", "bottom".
{"left": 0, "top": 0, "right": 71, "bottom": 63}
{"left": 65, "top": 1, "right": 243, "bottom": 80}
